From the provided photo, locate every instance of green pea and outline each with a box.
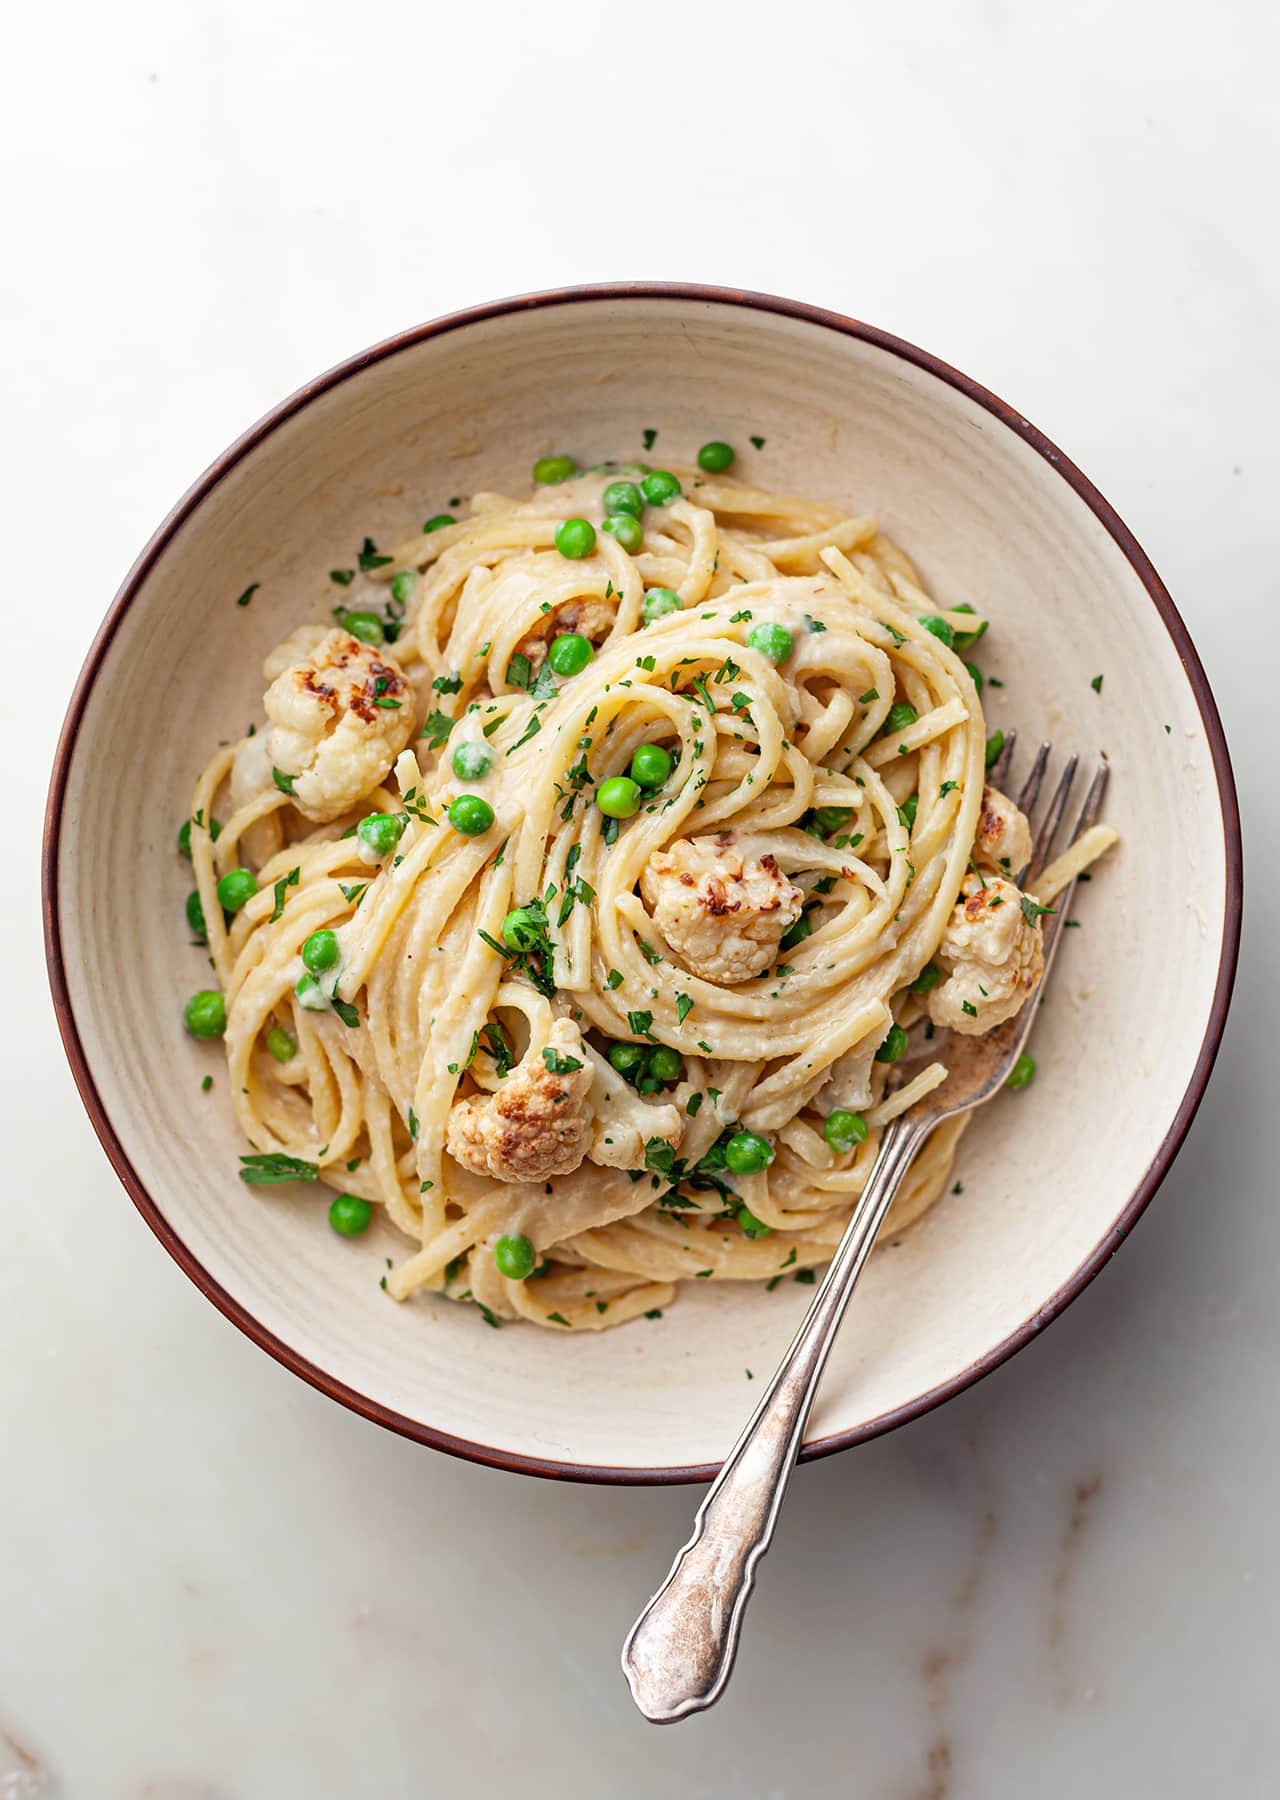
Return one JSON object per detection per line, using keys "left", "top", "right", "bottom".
{"left": 502, "top": 907, "right": 543, "bottom": 951}
{"left": 596, "top": 776, "right": 641, "bottom": 819}
{"left": 451, "top": 741, "right": 493, "bottom": 781}
{"left": 216, "top": 869, "right": 258, "bottom": 914}
{"left": 357, "top": 812, "right": 404, "bottom": 860}
{"left": 747, "top": 621, "right": 793, "bottom": 664}
{"left": 1006, "top": 1052, "right": 1036, "bottom": 1091}
{"left": 178, "top": 816, "right": 221, "bottom": 858}
{"left": 823, "top": 1110, "right": 868, "bottom": 1154}
{"left": 609, "top": 1042, "right": 645, "bottom": 1074}
{"left": 874, "top": 1022, "right": 909, "bottom": 1063}
{"left": 448, "top": 794, "right": 495, "bottom": 836}
{"left": 951, "top": 604, "right": 987, "bottom": 652}
{"left": 736, "top": 1204, "right": 769, "bottom": 1239}
{"left": 965, "top": 660, "right": 984, "bottom": 694}
{"left": 548, "top": 633, "right": 594, "bottom": 677}
{"left": 555, "top": 517, "right": 597, "bottom": 560}
{"left": 883, "top": 702, "right": 918, "bottom": 737}
{"left": 697, "top": 440, "right": 736, "bottom": 473}
{"left": 985, "top": 729, "right": 1005, "bottom": 770}
{"left": 630, "top": 743, "right": 673, "bottom": 789}
{"left": 266, "top": 1024, "right": 297, "bottom": 1063}
{"left": 602, "top": 479, "right": 645, "bottom": 517}
{"left": 295, "top": 972, "right": 330, "bottom": 1011}
{"left": 493, "top": 1232, "right": 537, "bottom": 1280}
{"left": 724, "top": 1130, "right": 774, "bottom": 1175}
{"left": 423, "top": 512, "right": 456, "bottom": 532}
{"left": 635, "top": 1074, "right": 664, "bottom": 1095}
{"left": 900, "top": 793, "right": 919, "bottom": 829}
{"left": 908, "top": 961, "right": 942, "bottom": 995}
{"left": 647, "top": 1045, "right": 684, "bottom": 1082}
{"left": 920, "top": 614, "right": 955, "bottom": 648}
{"left": 183, "top": 989, "right": 226, "bottom": 1039}
{"left": 339, "top": 610, "right": 385, "bottom": 647}
{"left": 329, "top": 1194, "right": 372, "bottom": 1236}
{"left": 533, "top": 454, "right": 577, "bottom": 486}
{"left": 642, "top": 587, "right": 681, "bottom": 622}
{"left": 302, "top": 928, "right": 340, "bottom": 974}
{"left": 390, "top": 569, "right": 417, "bottom": 605}
{"left": 185, "top": 889, "right": 207, "bottom": 941}
{"left": 603, "top": 512, "right": 644, "bottom": 553}
{"left": 640, "top": 469, "right": 681, "bottom": 506}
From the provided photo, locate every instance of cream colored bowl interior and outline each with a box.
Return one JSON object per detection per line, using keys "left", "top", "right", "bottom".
{"left": 52, "top": 296, "right": 1233, "bottom": 1476}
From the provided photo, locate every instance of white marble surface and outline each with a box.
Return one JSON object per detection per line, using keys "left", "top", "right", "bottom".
{"left": 2, "top": 1, "right": 1273, "bottom": 1793}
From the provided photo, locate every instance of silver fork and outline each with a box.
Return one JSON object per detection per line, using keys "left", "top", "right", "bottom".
{"left": 621, "top": 740, "right": 1108, "bottom": 1724}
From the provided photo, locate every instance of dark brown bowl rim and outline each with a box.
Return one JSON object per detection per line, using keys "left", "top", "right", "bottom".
{"left": 43, "top": 282, "right": 1243, "bottom": 1485}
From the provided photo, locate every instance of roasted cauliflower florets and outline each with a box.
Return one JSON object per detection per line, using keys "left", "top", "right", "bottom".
{"left": 972, "top": 785, "right": 1033, "bottom": 877}
{"left": 588, "top": 1095, "right": 684, "bottom": 1170}
{"left": 640, "top": 835, "right": 804, "bottom": 984}
{"left": 927, "top": 875, "right": 1045, "bottom": 1035}
{"left": 263, "top": 629, "right": 415, "bottom": 823}
{"left": 446, "top": 1020, "right": 595, "bottom": 1183}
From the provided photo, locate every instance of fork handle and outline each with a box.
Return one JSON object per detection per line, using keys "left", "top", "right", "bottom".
{"left": 621, "top": 1112, "right": 931, "bottom": 1722}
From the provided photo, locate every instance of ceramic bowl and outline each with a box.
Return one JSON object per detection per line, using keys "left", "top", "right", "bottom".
{"left": 44, "top": 285, "right": 1241, "bottom": 1482}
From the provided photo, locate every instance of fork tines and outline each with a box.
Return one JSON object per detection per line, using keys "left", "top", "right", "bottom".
{"left": 987, "top": 734, "right": 1109, "bottom": 887}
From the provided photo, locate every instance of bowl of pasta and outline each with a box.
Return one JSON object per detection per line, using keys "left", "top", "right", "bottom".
{"left": 45, "top": 285, "right": 1240, "bottom": 1481}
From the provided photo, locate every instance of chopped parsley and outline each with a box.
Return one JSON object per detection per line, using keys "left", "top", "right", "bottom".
{"left": 542, "top": 1046, "right": 584, "bottom": 1075}
{"left": 420, "top": 710, "right": 454, "bottom": 747}
{"left": 269, "top": 866, "right": 300, "bottom": 922}
{"left": 644, "top": 1136, "right": 677, "bottom": 1177}
{"left": 357, "top": 535, "right": 392, "bottom": 571}
{"left": 676, "top": 992, "right": 693, "bottom": 1024}
{"left": 234, "top": 582, "right": 259, "bottom": 608}
{"left": 482, "top": 1022, "right": 514, "bottom": 1076}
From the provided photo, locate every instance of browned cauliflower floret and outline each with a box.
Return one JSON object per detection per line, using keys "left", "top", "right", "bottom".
{"left": 263, "top": 629, "right": 415, "bottom": 823}
{"left": 446, "top": 1020, "right": 594, "bottom": 1182}
{"left": 516, "top": 595, "right": 616, "bottom": 667}
{"left": 972, "top": 785, "right": 1033, "bottom": 876}
{"left": 927, "top": 875, "right": 1044, "bottom": 1035}
{"left": 640, "top": 835, "right": 804, "bottom": 983}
